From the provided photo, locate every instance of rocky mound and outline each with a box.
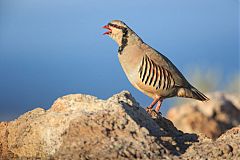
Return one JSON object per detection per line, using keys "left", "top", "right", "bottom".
{"left": 0, "top": 91, "right": 239, "bottom": 159}
{"left": 167, "top": 92, "right": 240, "bottom": 139}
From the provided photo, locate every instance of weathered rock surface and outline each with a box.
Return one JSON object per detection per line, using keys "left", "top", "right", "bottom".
{"left": 181, "top": 126, "right": 240, "bottom": 159}
{"left": 167, "top": 92, "right": 240, "bottom": 139}
{"left": 0, "top": 91, "right": 239, "bottom": 159}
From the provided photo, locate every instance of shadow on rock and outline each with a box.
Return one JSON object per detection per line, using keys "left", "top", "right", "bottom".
{"left": 0, "top": 91, "right": 239, "bottom": 160}
{"left": 119, "top": 96, "right": 198, "bottom": 156}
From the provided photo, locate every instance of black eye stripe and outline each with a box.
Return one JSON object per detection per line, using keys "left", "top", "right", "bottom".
{"left": 108, "top": 23, "right": 125, "bottom": 30}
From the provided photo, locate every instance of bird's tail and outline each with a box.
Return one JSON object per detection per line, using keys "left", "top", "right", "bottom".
{"left": 177, "top": 87, "right": 209, "bottom": 101}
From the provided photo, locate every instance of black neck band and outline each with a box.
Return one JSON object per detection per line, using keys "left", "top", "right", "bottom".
{"left": 118, "top": 28, "right": 128, "bottom": 54}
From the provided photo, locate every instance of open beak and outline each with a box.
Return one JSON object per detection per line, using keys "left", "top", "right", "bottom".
{"left": 102, "top": 25, "right": 112, "bottom": 35}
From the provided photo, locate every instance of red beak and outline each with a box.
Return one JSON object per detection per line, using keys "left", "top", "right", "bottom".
{"left": 102, "top": 25, "right": 112, "bottom": 35}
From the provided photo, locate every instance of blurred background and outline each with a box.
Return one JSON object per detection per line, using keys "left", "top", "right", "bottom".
{"left": 0, "top": 0, "right": 239, "bottom": 121}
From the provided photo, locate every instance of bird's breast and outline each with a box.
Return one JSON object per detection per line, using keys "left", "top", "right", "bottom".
{"left": 118, "top": 46, "right": 142, "bottom": 84}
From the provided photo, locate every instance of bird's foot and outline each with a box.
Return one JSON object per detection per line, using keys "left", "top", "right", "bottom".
{"left": 145, "top": 107, "right": 162, "bottom": 118}
{"left": 154, "top": 110, "right": 162, "bottom": 115}
{"left": 145, "top": 106, "right": 152, "bottom": 112}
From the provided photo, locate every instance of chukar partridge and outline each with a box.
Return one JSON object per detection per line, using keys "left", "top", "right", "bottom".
{"left": 103, "top": 20, "right": 209, "bottom": 112}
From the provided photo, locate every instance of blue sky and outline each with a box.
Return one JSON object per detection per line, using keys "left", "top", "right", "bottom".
{"left": 0, "top": 0, "right": 239, "bottom": 120}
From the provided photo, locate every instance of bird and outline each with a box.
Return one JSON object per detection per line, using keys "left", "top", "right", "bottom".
{"left": 103, "top": 20, "right": 209, "bottom": 113}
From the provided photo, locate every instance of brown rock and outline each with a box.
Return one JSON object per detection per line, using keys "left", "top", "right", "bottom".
{"left": 180, "top": 126, "right": 240, "bottom": 160}
{"left": 53, "top": 92, "right": 172, "bottom": 160}
{"left": 0, "top": 91, "right": 176, "bottom": 159}
{"left": 167, "top": 92, "right": 240, "bottom": 139}
{"left": 0, "top": 91, "right": 240, "bottom": 159}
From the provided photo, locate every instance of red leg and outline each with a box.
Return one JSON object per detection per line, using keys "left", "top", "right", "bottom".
{"left": 155, "top": 99, "right": 163, "bottom": 112}
{"left": 146, "top": 96, "right": 161, "bottom": 110}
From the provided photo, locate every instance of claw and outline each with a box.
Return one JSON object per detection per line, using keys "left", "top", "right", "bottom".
{"left": 154, "top": 109, "right": 162, "bottom": 115}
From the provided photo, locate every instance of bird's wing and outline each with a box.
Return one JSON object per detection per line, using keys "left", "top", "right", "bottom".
{"left": 142, "top": 44, "right": 190, "bottom": 88}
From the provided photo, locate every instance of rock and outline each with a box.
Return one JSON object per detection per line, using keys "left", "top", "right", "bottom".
{"left": 167, "top": 92, "right": 240, "bottom": 139}
{"left": 224, "top": 93, "right": 240, "bottom": 110}
{"left": 0, "top": 91, "right": 178, "bottom": 159}
{"left": 0, "top": 91, "right": 239, "bottom": 159}
{"left": 52, "top": 91, "right": 173, "bottom": 160}
{"left": 180, "top": 126, "right": 240, "bottom": 160}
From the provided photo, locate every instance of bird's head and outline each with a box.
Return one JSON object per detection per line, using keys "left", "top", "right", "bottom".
{"left": 103, "top": 20, "right": 143, "bottom": 46}
{"left": 103, "top": 20, "right": 129, "bottom": 46}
